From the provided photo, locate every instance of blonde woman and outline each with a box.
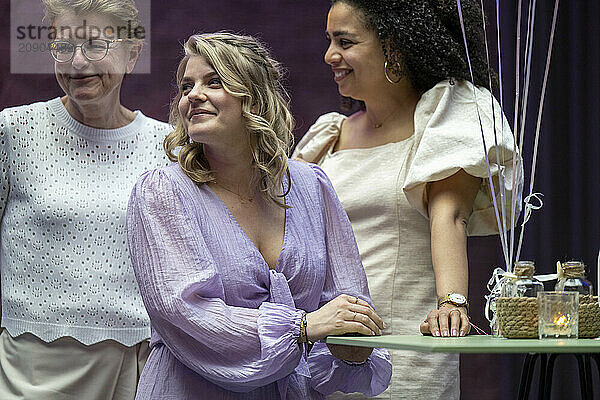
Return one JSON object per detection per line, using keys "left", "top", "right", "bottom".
{"left": 0, "top": 0, "right": 169, "bottom": 399}
{"left": 126, "top": 32, "right": 391, "bottom": 400}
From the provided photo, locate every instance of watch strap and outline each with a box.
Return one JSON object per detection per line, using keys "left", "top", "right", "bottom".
{"left": 438, "top": 295, "right": 469, "bottom": 312}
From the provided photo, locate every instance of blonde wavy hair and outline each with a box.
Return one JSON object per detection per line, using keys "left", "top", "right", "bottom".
{"left": 164, "top": 32, "right": 294, "bottom": 207}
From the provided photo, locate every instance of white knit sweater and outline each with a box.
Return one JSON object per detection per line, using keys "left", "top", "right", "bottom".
{"left": 0, "top": 98, "right": 170, "bottom": 345}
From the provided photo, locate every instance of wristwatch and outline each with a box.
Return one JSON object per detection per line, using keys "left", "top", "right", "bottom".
{"left": 438, "top": 293, "right": 469, "bottom": 312}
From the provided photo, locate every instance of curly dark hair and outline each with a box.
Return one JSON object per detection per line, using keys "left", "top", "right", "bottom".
{"left": 332, "top": 0, "right": 494, "bottom": 95}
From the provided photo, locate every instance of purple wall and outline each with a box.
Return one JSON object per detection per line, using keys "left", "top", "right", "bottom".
{"left": 1, "top": 1, "right": 598, "bottom": 398}
{"left": 0, "top": 0, "right": 338, "bottom": 139}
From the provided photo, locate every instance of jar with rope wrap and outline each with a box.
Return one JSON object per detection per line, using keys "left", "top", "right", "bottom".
{"left": 496, "top": 262, "right": 544, "bottom": 338}
{"left": 502, "top": 261, "right": 544, "bottom": 298}
{"left": 555, "top": 261, "right": 593, "bottom": 295}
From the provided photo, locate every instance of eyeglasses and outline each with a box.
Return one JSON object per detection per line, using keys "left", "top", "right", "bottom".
{"left": 48, "top": 39, "right": 127, "bottom": 63}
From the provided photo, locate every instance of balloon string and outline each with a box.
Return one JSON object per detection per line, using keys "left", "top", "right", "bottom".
{"left": 515, "top": 0, "right": 560, "bottom": 263}
{"left": 515, "top": 193, "right": 544, "bottom": 261}
{"left": 512, "top": 0, "right": 536, "bottom": 269}
{"left": 514, "top": 0, "right": 536, "bottom": 266}
{"left": 519, "top": 0, "right": 536, "bottom": 156}
{"left": 479, "top": 0, "right": 509, "bottom": 267}
{"left": 456, "top": 0, "right": 505, "bottom": 255}
{"left": 494, "top": 0, "right": 509, "bottom": 265}
{"left": 517, "top": 0, "right": 536, "bottom": 158}
{"left": 509, "top": 0, "right": 524, "bottom": 272}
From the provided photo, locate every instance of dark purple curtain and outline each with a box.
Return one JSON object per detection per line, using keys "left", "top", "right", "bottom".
{"left": 465, "top": 1, "right": 600, "bottom": 399}
{"left": 1, "top": 1, "right": 598, "bottom": 398}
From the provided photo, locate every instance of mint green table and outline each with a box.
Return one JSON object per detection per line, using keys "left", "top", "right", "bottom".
{"left": 325, "top": 335, "right": 600, "bottom": 399}
{"left": 325, "top": 334, "right": 600, "bottom": 354}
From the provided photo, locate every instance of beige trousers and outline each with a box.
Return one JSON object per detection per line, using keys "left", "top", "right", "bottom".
{"left": 0, "top": 330, "right": 150, "bottom": 400}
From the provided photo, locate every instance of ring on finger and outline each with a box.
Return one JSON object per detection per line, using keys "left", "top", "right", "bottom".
{"left": 449, "top": 309, "right": 461, "bottom": 316}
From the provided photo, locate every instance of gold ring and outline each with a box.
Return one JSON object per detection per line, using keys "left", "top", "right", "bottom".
{"left": 449, "top": 309, "right": 461, "bottom": 316}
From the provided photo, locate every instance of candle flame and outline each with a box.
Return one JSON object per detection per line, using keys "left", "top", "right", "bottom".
{"left": 553, "top": 314, "right": 569, "bottom": 326}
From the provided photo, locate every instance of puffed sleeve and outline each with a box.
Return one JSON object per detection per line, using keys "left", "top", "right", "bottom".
{"left": 305, "top": 164, "right": 392, "bottom": 397}
{"left": 403, "top": 80, "right": 523, "bottom": 236}
{"left": 126, "top": 168, "right": 305, "bottom": 393}
{"left": 292, "top": 112, "right": 345, "bottom": 163}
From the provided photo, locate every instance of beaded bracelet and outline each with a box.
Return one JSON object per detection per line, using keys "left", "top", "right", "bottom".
{"left": 297, "top": 312, "right": 306, "bottom": 344}
{"left": 298, "top": 312, "right": 314, "bottom": 358}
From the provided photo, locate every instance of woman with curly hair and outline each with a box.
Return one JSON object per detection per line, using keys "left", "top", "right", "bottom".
{"left": 293, "top": 0, "right": 521, "bottom": 398}
{"left": 126, "top": 32, "right": 392, "bottom": 399}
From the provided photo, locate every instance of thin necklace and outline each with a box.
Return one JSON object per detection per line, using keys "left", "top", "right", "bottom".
{"left": 370, "top": 109, "right": 400, "bottom": 129}
{"left": 212, "top": 181, "right": 254, "bottom": 203}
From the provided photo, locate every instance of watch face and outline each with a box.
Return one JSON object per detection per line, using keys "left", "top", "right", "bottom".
{"left": 448, "top": 293, "right": 466, "bottom": 304}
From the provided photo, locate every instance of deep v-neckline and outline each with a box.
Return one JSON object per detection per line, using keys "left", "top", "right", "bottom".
{"left": 204, "top": 182, "right": 289, "bottom": 272}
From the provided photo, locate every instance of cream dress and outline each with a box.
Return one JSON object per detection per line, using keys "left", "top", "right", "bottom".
{"left": 293, "top": 80, "right": 521, "bottom": 399}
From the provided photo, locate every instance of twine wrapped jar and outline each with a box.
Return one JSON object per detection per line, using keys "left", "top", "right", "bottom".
{"left": 555, "top": 262, "right": 599, "bottom": 338}
{"left": 497, "top": 262, "right": 542, "bottom": 338}
{"left": 578, "top": 295, "right": 600, "bottom": 338}
{"left": 498, "top": 295, "right": 600, "bottom": 339}
{"left": 497, "top": 261, "right": 600, "bottom": 339}
{"left": 496, "top": 296, "right": 539, "bottom": 338}
{"left": 555, "top": 261, "right": 593, "bottom": 295}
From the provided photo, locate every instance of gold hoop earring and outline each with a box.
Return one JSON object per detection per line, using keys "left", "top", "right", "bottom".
{"left": 384, "top": 61, "right": 402, "bottom": 84}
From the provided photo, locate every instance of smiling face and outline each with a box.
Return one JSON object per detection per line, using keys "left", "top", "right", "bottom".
{"left": 177, "top": 56, "right": 245, "bottom": 149}
{"left": 324, "top": 2, "right": 388, "bottom": 101}
{"left": 53, "top": 12, "right": 139, "bottom": 108}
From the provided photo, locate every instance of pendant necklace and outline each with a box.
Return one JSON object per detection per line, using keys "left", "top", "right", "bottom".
{"left": 370, "top": 110, "right": 398, "bottom": 129}
{"left": 212, "top": 181, "right": 254, "bottom": 203}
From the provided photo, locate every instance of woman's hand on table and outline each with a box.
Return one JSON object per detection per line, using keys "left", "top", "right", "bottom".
{"left": 306, "top": 294, "right": 385, "bottom": 362}
{"left": 420, "top": 305, "right": 470, "bottom": 337}
{"left": 306, "top": 294, "right": 384, "bottom": 339}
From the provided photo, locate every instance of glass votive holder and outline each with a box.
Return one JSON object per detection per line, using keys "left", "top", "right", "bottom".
{"left": 538, "top": 291, "right": 579, "bottom": 339}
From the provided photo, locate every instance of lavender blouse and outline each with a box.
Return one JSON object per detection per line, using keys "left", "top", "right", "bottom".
{"left": 126, "top": 160, "right": 391, "bottom": 400}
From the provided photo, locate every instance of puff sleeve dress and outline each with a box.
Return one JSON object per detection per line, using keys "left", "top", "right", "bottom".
{"left": 126, "top": 160, "right": 392, "bottom": 400}
{"left": 293, "top": 80, "right": 522, "bottom": 399}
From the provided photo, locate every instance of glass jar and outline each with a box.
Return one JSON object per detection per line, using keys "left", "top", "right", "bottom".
{"left": 502, "top": 261, "right": 544, "bottom": 297}
{"left": 555, "top": 261, "right": 593, "bottom": 295}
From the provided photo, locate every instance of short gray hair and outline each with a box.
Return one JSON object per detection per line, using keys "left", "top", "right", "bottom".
{"left": 42, "top": 0, "right": 142, "bottom": 39}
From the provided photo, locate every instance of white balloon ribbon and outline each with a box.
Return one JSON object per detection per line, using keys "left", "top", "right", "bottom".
{"left": 485, "top": 262, "right": 560, "bottom": 334}
{"left": 514, "top": 193, "right": 544, "bottom": 264}
{"left": 521, "top": 193, "right": 544, "bottom": 225}
{"left": 484, "top": 267, "right": 516, "bottom": 332}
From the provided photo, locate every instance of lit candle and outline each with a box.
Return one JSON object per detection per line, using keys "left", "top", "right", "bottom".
{"left": 553, "top": 313, "right": 569, "bottom": 329}
{"left": 538, "top": 291, "right": 579, "bottom": 339}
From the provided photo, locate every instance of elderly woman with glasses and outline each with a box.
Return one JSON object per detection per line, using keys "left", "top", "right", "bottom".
{"left": 0, "top": 1, "right": 168, "bottom": 399}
